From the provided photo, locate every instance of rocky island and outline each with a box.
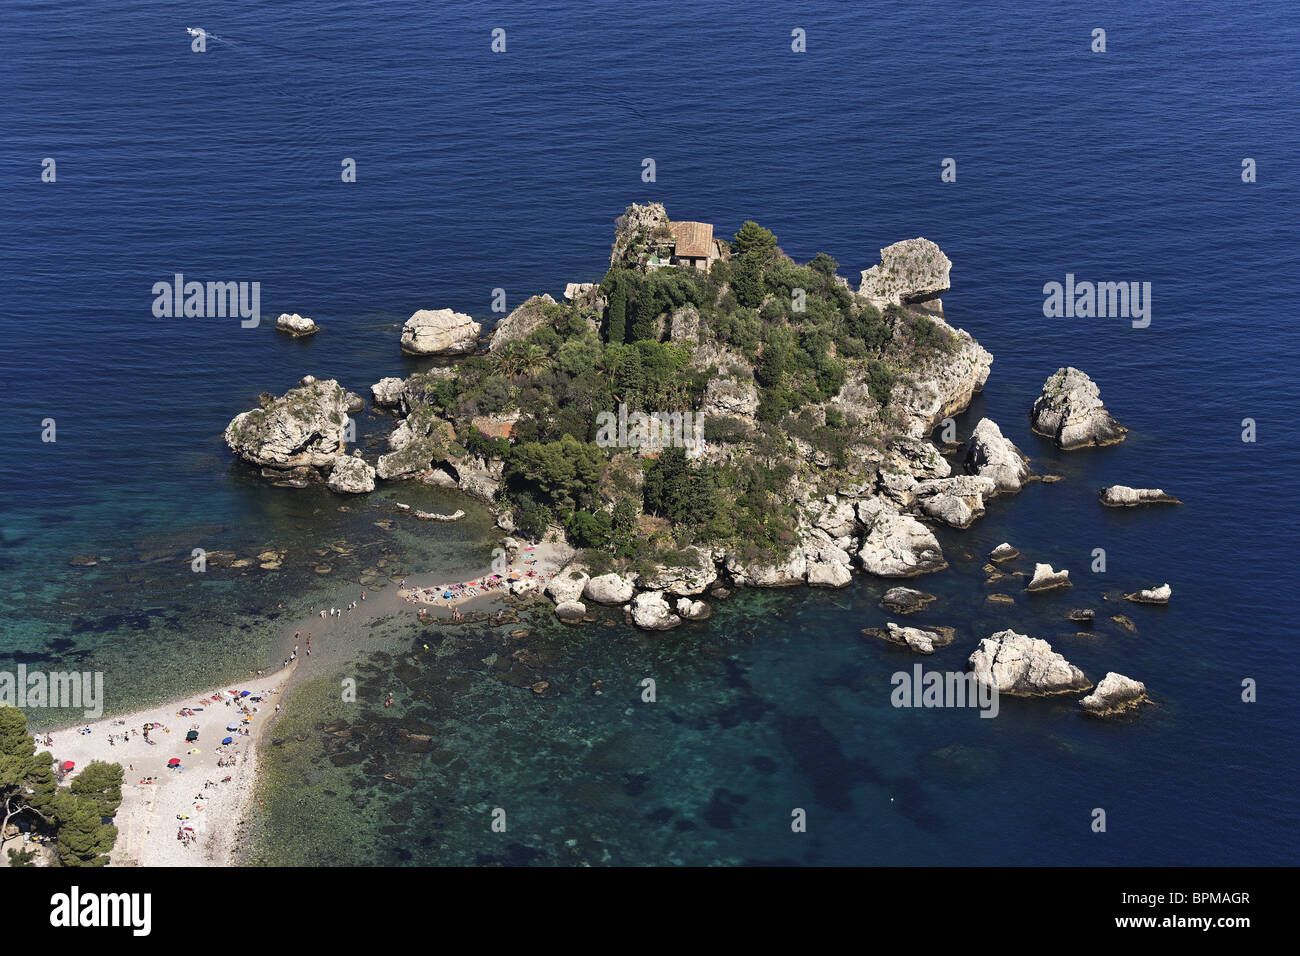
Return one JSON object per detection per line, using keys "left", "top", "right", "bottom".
{"left": 223, "top": 203, "right": 1165, "bottom": 716}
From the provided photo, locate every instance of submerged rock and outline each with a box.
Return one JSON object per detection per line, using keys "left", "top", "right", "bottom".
{"left": 554, "top": 601, "right": 587, "bottom": 624}
{"left": 1079, "top": 672, "right": 1148, "bottom": 717}
{"left": 865, "top": 622, "right": 956, "bottom": 655}
{"left": 1030, "top": 367, "right": 1127, "bottom": 449}
{"left": 1099, "top": 485, "right": 1181, "bottom": 507}
{"left": 399, "top": 308, "right": 481, "bottom": 355}
{"left": 880, "top": 586, "right": 936, "bottom": 615}
{"left": 1068, "top": 608, "right": 1096, "bottom": 624}
{"left": 968, "top": 630, "right": 1091, "bottom": 696}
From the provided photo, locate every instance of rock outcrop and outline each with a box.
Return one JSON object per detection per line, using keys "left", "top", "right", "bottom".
{"left": 326, "top": 454, "right": 376, "bottom": 494}
{"left": 1025, "top": 563, "right": 1071, "bottom": 593}
{"left": 584, "top": 572, "right": 637, "bottom": 605}
{"left": 639, "top": 547, "right": 717, "bottom": 595}
{"left": 989, "top": 542, "right": 1020, "bottom": 563}
{"left": 963, "top": 418, "right": 1032, "bottom": 493}
{"left": 912, "top": 475, "right": 997, "bottom": 529}
{"left": 858, "top": 238, "right": 951, "bottom": 306}
{"left": 675, "top": 597, "right": 712, "bottom": 621}
{"left": 1030, "top": 367, "right": 1127, "bottom": 449}
{"left": 554, "top": 601, "right": 587, "bottom": 624}
{"left": 1125, "top": 584, "right": 1171, "bottom": 605}
{"left": 224, "top": 377, "right": 349, "bottom": 471}
{"left": 1099, "top": 486, "right": 1181, "bottom": 507}
{"left": 855, "top": 500, "right": 947, "bottom": 577}
{"left": 545, "top": 564, "right": 590, "bottom": 605}
{"left": 399, "top": 308, "right": 481, "bottom": 355}
{"left": 969, "top": 630, "right": 1091, "bottom": 696}
{"left": 275, "top": 313, "right": 319, "bottom": 337}
{"left": 489, "top": 294, "right": 556, "bottom": 352}
{"left": 628, "top": 591, "right": 681, "bottom": 630}
{"left": 866, "top": 622, "right": 956, "bottom": 655}
{"left": 371, "top": 377, "right": 405, "bottom": 407}
{"left": 1079, "top": 672, "right": 1149, "bottom": 717}
{"left": 725, "top": 549, "right": 807, "bottom": 588}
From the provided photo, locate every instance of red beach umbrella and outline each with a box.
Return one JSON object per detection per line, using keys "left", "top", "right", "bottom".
{"left": 62, "top": 761, "right": 75, "bottom": 771}
{"left": 167, "top": 758, "right": 181, "bottom": 767}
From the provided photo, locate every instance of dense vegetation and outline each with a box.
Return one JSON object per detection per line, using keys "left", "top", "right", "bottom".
{"left": 413, "top": 215, "right": 959, "bottom": 567}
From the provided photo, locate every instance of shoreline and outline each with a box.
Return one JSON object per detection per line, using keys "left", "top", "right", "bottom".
{"left": 2, "top": 533, "right": 572, "bottom": 867}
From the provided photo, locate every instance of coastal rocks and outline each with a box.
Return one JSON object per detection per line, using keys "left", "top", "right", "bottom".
{"left": 640, "top": 547, "right": 718, "bottom": 595}
{"left": 1030, "top": 367, "right": 1128, "bottom": 449}
{"left": 545, "top": 564, "right": 590, "bottom": 605}
{"left": 1125, "top": 583, "right": 1171, "bottom": 605}
{"left": 628, "top": 591, "right": 681, "bottom": 630}
{"left": 881, "top": 586, "right": 936, "bottom": 615}
{"left": 866, "top": 622, "right": 956, "bottom": 655}
{"left": 564, "top": 282, "right": 596, "bottom": 303}
{"left": 1069, "top": 608, "right": 1096, "bottom": 624}
{"left": 892, "top": 320, "right": 993, "bottom": 436}
{"left": 968, "top": 630, "right": 1091, "bottom": 697}
{"left": 399, "top": 308, "right": 482, "bottom": 356}
{"left": 584, "top": 572, "right": 637, "bottom": 605}
{"left": 855, "top": 499, "right": 947, "bottom": 578}
{"left": 1025, "top": 563, "right": 1071, "bottom": 593}
{"left": 1099, "top": 485, "right": 1182, "bottom": 507}
{"left": 371, "top": 377, "right": 405, "bottom": 407}
{"left": 962, "top": 418, "right": 1032, "bottom": 493}
{"left": 326, "top": 454, "right": 376, "bottom": 494}
{"left": 1079, "top": 672, "right": 1149, "bottom": 717}
{"left": 610, "top": 202, "right": 672, "bottom": 268}
{"left": 412, "top": 509, "right": 465, "bottom": 522}
{"left": 554, "top": 601, "right": 587, "bottom": 624}
{"left": 489, "top": 294, "right": 556, "bottom": 352}
{"left": 802, "top": 495, "right": 858, "bottom": 539}
{"left": 857, "top": 238, "right": 951, "bottom": 306}
{"left": 275, "top": 312, "right": 319, "bottom": 337}
{"left": 989, "top": 542, "right": 1020, "bottom": 563}
{"left": 675, "top": 597, "right": 712, "bottom": 621}
{"left": 344, "top": 391, "right": 365, "bottom": 414}
{"left": 724, "top": 548, "right": 807, "bottom": 588}
{"left": 224, "top": 377, "right": 349, "bottom": 471}
{"left": 804, "top": 544, "right": 854, "bottom": 588}
{"left": 912, "top": 475, "right": 997, "bottom": 529}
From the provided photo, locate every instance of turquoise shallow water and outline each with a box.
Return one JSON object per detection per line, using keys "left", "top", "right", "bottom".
{"left": 2, "top": 0, "right": 1297, "bottom": 864}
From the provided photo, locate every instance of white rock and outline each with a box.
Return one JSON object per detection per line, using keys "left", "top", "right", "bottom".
{"left": 1025, "top": 563, "right": 1071, "bottom": 592}
{"left": 858, "top": 238, "right": 951, "bottom": 306}
{"left": 584, "top": 572, "right": 637, "bottom": 605}
{"left": 1030, "top": 367, "right": 1127, "bottom": 449}
{"left": 371, "top": 377, "right": 405, "bottom": 407}
{"left": 969, "top": 630, "right": 1090, "bottom": 696}
{"left": 629, "top": 591, "right": 681, "bottom": 630}
{"left": 326, "top": 454, "right": 376, "bottom": 494}
{"left": 275, "top": 312, "right": 319, "bottom": 337}
{"left": 1080, "top": 672, "right": 1148, "bottom": 716}
{"left": 963, "top": 418, "right": 1032, "bottom": 493}
{"left": 400, "top": 308, "right": 481, "bottom": 355}
{"left": 545, "top": 563, "right": 590, "bottom": 605}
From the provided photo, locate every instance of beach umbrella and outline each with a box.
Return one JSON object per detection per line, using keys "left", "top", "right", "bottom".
{"left": 222, "top": 736, "right": 233, "bottom": 745}
{"left": 185, "top": 730, "right": 199, "bottom": 742}
{"left": 227, "top": 722, "right": 240, "bottom": 731}
{"left": 240, "top": 691, "right": 250, "bottom": 697}
{"left": 61, "top": 761, "right": 75, "bottom": 771}
{"left": 167, "top": 758, "right": 181, "bottom": 767}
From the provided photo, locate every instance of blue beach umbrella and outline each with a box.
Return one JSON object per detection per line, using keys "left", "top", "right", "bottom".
{"left": 222, "top": 736, "right": 234, "bottom": 745}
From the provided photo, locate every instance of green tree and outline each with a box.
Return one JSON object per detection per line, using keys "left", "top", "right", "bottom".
{"left": 0, "top": 707, "right": 57, "bottom": 840}
{"left": 68, "top": 761, "right": 123, "bottom": 824}
{"left": 53, "top": 791, "right": 117, "bottom": 867}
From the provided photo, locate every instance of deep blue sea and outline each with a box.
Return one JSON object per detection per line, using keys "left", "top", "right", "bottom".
{"left": 2, "top": 1, "right": 1298, "bottom": 865}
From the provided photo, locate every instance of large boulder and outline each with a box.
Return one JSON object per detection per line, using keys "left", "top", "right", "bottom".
{"left": 628, "top": 591, "right": 681, "bottom": 630}
{"left": 855, "top": 499, "right": 947, "bottom": 577}
{"left": 1125, "top": 584, "right": 1171, "bottom": 605}
{"left": 275, "top": 312, "right": 319, "bottom": 337}
{"left": 912, "top": 475, "right": 997, "bottom": 529}
{"left": 545, "top": 564, "right": 590, "bottom": 605}
{"left": 1099, "top": 486, "right": 1181, "bottom": 507}
{"left": 1030, "top": 367, "right": 1127, "bottom": 449}
{"left": 881, "top": 586, "right": 936, "bottom": 614}
{"left": 724, "top": 548, "right": 807, "bottom": 587}
{"left": 326, "top": 454, "right": 376, "bottom": 494}
{"left": 584, "top": 572, "right": 637, "bottom": 605}
{"left": 639, "top": 547, "right": 717, "bottom": 595}
{"left": 858, "top": 238, "right": 951, "bottom": 306}
{"left": 371, "top": 377, "right": 405, "bottom": 407}
{"left": 1079, "top": 672, "right": 1149, "bottom": 717}
{"left": 865, "top": 622, "right": 956, "bottom": 655}
{"left": 555, "top": 601, "right": 587, "bottom": 624}
{"left": 675, "top": 597, "right": 712, "bottom": 621}
{"left": 399, "top": 308, "right": 481, "bottom": 355}
{"left": 968, "top": 630, "right": 1091, "bottom": 696}
{"left": 804, "top": 544, "right": 854, "bottom": 588}
{"left": 224, "top": 377, "right": 349, "bottom": 470}
{"left": 489, "top": 294, "right": 556, "bottom": 352}
{"left": 1025, "top": 563, "right": 1071, "bottom": 593}
{"left": 963, "top": 418, "right": 1032, "bottom": 493}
